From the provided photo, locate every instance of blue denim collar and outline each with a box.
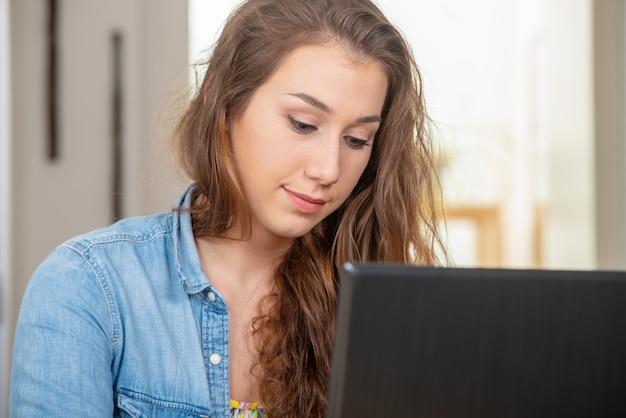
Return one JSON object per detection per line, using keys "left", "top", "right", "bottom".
{"left": 172, "top": 184, "right": 212, "bottom": 295}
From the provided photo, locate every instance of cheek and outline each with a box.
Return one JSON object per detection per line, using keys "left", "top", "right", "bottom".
{"left": 342, "top": 152, "right": 373, "bottom": 195}
{"left": 231, "top": 127, "right": 272, "bottom": 174}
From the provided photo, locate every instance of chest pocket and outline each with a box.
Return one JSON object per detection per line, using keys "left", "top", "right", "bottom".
{"left": 116, "top": 389, "right": 210, "bottom": 418}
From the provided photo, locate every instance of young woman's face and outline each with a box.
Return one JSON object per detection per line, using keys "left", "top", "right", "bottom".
{"left": 230, "top": 42, "right": 388, "bottom": 243}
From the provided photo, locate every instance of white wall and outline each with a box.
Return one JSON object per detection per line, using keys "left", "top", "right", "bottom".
{"left": 4, "top": 0, "right": 188, "bottom": 412}
{"left": 534, "top": 0, "right": 596, "bottom": 268}
{"left": 1, "top": 0, "right": 11, "bottom": 413}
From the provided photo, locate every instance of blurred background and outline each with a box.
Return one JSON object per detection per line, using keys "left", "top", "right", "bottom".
{"left": 1, "top": 0, "right": 625, "bottom": 414}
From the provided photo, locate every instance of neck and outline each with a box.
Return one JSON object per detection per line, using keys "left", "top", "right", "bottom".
{"left": 195, "top": 229, "right": 293, "bottom": 297}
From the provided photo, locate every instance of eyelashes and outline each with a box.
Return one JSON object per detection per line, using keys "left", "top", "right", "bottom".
{"left": 345, "top": 136, "right": 369, "bottom": 150}
{"left": 287, "top": 115, "right": 370, "bottom": 150}
{"left": 288, "top": 115, "right": 316, "bottom": 134}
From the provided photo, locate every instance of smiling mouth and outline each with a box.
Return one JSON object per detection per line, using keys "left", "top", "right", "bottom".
{"left": 283, "top": 187, "right": 327, "bottom": 214}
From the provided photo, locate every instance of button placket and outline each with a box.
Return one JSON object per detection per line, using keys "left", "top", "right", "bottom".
{"left": 201, "top": 290, "right": 230, "bottom": 412}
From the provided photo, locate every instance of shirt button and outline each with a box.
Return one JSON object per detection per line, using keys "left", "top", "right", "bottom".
{"left": 209, "top": 353, "right": 222, "bottom": 365}
{"left": 207, "top": 291, "right": 216, "bottom": 302}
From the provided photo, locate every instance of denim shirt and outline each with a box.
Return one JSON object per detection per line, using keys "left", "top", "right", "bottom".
{"left": 10, "top": 187, "right": 231, "bottom": 417}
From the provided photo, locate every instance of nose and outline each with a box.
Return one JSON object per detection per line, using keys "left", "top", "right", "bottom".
{"left": 304, "top": 136, "right": 341, "bottom": 186}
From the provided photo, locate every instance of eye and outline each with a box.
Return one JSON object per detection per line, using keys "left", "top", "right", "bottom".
{"left": 288, "top": 115, "right": 317, "bottom": 134}
{"left": 345, "top": 136, "right": 370, "bottom": 150}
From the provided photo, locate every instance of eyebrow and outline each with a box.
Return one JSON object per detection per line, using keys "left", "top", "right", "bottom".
{"left": 287, "top": 92, "right": 382, "bottom": 124}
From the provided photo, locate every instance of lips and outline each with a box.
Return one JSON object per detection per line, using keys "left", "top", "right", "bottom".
{"left": 283, "top": 187, "right": 327, "bottom": 214}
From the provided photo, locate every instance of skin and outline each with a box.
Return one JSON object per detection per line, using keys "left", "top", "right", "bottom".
{"left": 195, "top": 41, "right": 389, "bottom": 403}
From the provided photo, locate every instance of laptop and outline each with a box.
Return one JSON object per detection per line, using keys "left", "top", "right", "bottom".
{"left": 326, "top": 263, "right": 626, "bottom": 418}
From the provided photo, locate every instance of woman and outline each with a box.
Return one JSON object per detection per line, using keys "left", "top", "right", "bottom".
{"left": 10, "top": 0, "right": 445, "bottom": 416}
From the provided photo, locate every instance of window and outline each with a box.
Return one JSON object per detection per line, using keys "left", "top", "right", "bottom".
{"left": 188, "top": 0, "right": 596, "bottom": 269}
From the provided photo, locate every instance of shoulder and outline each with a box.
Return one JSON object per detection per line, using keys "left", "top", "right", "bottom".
{"left": 28, "top": 212, "right": 174, "bottom": 303}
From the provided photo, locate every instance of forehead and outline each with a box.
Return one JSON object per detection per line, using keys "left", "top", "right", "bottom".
{"left": 273, "top": 41, "right": 380, "bottom": 78}
{"left": 257, "top": 42, "right": 389, "bottom": 112}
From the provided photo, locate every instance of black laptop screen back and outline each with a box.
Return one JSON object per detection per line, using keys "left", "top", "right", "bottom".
{"left": 326, "top": 263, "right": 626, "bottom": 418}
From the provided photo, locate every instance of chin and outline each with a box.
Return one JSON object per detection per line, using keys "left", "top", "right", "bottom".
{"left": 270, "top": 214, "right": 326, "bottom": 239}
{"left": 273, "top": 224, "right": 318, "bottom": 239}
{"left": 277, "top": 229, "right": 314, "bottom": 239}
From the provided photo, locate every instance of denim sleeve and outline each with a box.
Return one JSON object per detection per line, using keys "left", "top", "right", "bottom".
{"left": 10, "top": 245, "right": 116, "bottom": 417}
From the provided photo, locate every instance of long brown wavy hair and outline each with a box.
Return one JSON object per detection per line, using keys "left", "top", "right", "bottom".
{"left": 173, "top": 0, "right": 446, "bottom": 415}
